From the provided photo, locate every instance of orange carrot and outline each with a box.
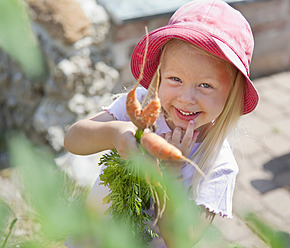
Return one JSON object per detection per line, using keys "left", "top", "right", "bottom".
{"left": 126, "top": 90, "right": 161, "bottom": 130}
{"left": 141, "top": 97, "right": 161, "bottom": 127}
{"left": 125, "top": 26, "right": 161, "bottom": 130}
{"left": 141, "top": 132, "right": 182, "bottom": 161}
{"left": 140, "top": 132, "right": 208, "bottom": 180}
{"left": 139, "top": 61, "right": 161, "bottom": 128}
{"left": 126, "top": 87, "right": 146, "bottom": 129}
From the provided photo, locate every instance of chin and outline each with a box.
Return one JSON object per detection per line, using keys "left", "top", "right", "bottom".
{"left": 173, "top": 120, "right": 191, "bottom": 130}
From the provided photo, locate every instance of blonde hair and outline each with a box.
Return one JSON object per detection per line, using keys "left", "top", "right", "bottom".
{"left": 144, "top": 39, "right": 244, "bottom": 198}
{"left": 190, "top": 71, "right": 243, "bottom": 197}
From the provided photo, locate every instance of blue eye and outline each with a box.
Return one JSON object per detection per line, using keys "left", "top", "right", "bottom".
{"left": 171, "top": 77, "right": 181, "bottom": 82}
{"left": 200, "top": 83, "right": 212, "bottom": 88}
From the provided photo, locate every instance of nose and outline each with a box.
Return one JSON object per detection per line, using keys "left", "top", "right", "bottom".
{"left": 178, "top": 85, "right": 197, "bottom": 104}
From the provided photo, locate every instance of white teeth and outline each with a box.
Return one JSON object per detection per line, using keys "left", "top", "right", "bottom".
{"left": 179, "top": 109, "right": 197, "bottom": 116}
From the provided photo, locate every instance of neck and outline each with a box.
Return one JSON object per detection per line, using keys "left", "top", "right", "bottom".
{"left": 196, "top": 123, "right": 213, "bottom": 143}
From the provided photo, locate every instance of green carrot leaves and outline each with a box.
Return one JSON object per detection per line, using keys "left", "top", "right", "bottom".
{"left": 98, "top": 149, "right": 158, "bottom": 244}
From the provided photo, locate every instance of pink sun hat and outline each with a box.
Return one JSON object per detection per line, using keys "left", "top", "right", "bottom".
{"left": 130, "top": 0, "right": 259, "bottom": 115}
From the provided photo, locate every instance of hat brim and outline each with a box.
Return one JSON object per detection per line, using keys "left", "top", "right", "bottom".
{"left": 130, "top": 25, "right": 259, "bottom": 115}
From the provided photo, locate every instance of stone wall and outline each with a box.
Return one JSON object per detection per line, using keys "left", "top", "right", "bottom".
{"left": 108, "top": 0, "right": 290, "bottom": 84}
{"left": 0, "top": 0, "right": 118, "bottom": 153}
{"left": 234, "top": 0, "right": 290, "bottom": 78}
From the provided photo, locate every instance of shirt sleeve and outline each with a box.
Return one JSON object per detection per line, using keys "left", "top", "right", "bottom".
{"left": 102, "top": 87, "right": 147, "bottom": 121}
{"left": 186, "top": 140, "right": 239, "bottom": 218}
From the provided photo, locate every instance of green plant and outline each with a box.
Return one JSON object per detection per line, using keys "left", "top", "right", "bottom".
{"left": 0, "top": 0, "right": 46, "bottom": 79}
{"left": 245, "top": 213, "right": 290, "bottom": 248}
{"left": 98, "top": 149, "right": 159, "bottom": 243}
{"left": 1, "top": 218, "right": 17, "bottom": 248}
{"left": 4, "top": 132, "right": 146, "bottom": 247}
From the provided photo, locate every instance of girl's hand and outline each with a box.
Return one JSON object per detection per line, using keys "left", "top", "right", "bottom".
{"left": 112, "top": 121, "right": 139, "bottom": 160}
{"left": 165, "top": 120, "right": 199, "bottom": 158}
{"left": 161, "top": 120, "right": 199, "bottom": 172}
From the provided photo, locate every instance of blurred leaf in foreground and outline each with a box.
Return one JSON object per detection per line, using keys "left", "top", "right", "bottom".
{"left": 0, "top": 200, "right": 11, "bottom": 234}
{"left": 0, "top": 0, "right": 46, "bottom": 79}
{"left": 246, "top": 213, "right": 290, "bottom": 248}
{"left": 7, "top": 132, "right": 82, "bottom": 240}
{"left": 131, "top": 154, "right": 205, "bottom": 247}
{"left": 6, "top": 132, "right": 145, "bottom": 247}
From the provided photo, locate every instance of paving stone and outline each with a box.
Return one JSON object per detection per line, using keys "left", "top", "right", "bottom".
{"left": 262, "top": 188, "right": 290, "bottom": 229}
{"left": 262, "top": 87, "right": 290, "bottom": 108}
{"left": 253, "top": 76, "right": 277, "bottom": 93}
{"left": 247, "top": 151, "right": 274, "bottom": 170}
{"left": 256, "top": 206, "right": 290, "bottom": 237}
{"left": 214, "top": 214, "right": 269, "bottom": 248}
{"left": 262, "top": 133, "right": 290, "bottom": 157}
{"left": 240, "top": 114, "right": 273, "bottom": 137}
{"left": 236, "top": 164, "right": 273, "bottom": 194}
{"left": 194, "top": 225, "right": 229, "bottom": 248}
{"left": 271, "top": 119, "right": 290, "bottom": 139}
{"left": 271, "top": 71, "right": 290, "bottom": 92}
{"left": 234, "top": 134, "right": 266, "bottom": 157}
{"left": 233, "top": 186, "right": 265, "bottom": 215}
{"left": 254, "top": 96, "right": 286, "bottom": 123}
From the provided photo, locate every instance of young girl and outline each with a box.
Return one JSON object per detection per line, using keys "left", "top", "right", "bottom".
{"left": 64, "top": 0, "right": 259, "bottom": 247}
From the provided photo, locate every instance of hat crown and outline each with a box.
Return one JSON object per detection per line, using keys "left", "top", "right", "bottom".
{"left": 169, "top": 0, "right": 254, "bottom": 75}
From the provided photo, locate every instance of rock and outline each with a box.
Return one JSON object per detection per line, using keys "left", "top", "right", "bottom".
{"left": 55, "top": 151, "right": 106, "bottom": 187}
{"left": 75, "top": 0, "right": 110, "bottom": 45}
{"left": 32, "top": 98, "right": 75, "bottom": 133}
{"left": 28, "top": 0, "right": 92, "bottom": 44}
{"left": 46, "top": 126, "right": 65, "bottom": 152}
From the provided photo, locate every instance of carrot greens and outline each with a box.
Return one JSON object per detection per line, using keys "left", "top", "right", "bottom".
{"left": 98, "top": 149, "right": 159, "bottom": 244}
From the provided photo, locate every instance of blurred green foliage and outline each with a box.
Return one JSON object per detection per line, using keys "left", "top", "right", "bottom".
{"left": 0, "top": 200, "right": 10, "bottom": 233}
{"left": 0, "top": 0, "right": 46, "bottom": 79}
{"left": 3, "top": 132, "right": 146, "bottom": 247}
{"left": 246, "top": 213, "right": 290, "bottom": 248}
{"left": 1, "top": 133, "right": 289, "bottom": 248}
{"left": 0, "top": 132, "right": 211, "bottom": 247}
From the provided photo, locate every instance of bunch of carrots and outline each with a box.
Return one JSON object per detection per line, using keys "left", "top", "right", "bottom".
{"left": 126, "top": 27, "right": 206, "bottom": 179}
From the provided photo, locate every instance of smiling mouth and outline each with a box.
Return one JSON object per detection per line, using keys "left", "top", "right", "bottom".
{"left": 178, "top": 109, "right": 199, "bottom": 116}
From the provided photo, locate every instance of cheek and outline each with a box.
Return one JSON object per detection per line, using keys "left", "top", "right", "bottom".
{"left": 159, "top": 93, "right": 170, "bottom": 113}
{"left": 210, "top": 92, "right": 229, "bottom": 118}
{"left": 158, "top": 83, "right": 170, "bottom": 106}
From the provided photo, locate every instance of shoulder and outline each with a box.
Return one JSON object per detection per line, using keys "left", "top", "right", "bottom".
{"left": 193, "top": 140, "right": 239, "bottom": 218}
{"left": 211, "top": 139, "right": 239, "bottom": 177}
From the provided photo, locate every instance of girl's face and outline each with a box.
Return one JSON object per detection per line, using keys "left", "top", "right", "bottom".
{"left": 158, "top": 41, "right": 236, "bottom": 132}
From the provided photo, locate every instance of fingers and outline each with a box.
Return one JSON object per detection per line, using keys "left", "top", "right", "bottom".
{"left": 164, "top": 131, "right": 172, "bottom": 141}
{"left": 154, "top": 120, "right": 200, "bottom": 158}
{"left": 165, "top": 120, "right": 199, "bottom": 157}
{"left": 114, "top": 122, "right": 139, "bottom": 160}
{"left": 182, "top": 120, "right": 199, "bottom": 156}
{"left": 181, "top": 120, "right": 195, "bottom": 145}
{"left": 118, "top": 130, "right": 139, "bottom": 160}
{"left": 172, "top": 127, "right": 182, "bottom": 145}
